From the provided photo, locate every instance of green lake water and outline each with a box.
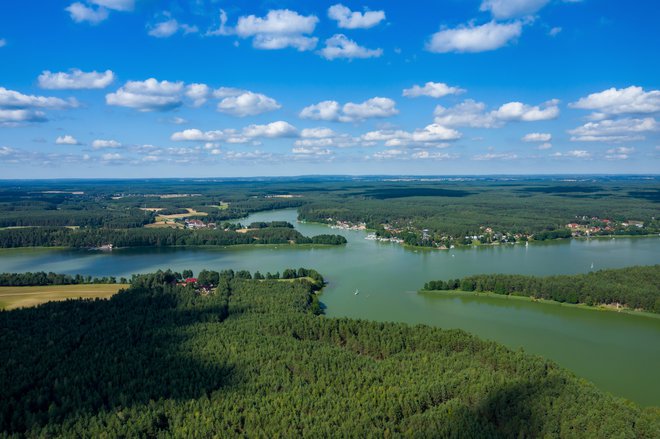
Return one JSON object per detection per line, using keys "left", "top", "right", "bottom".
{"left": 1, "top": 208, "right": 659, "bottom": 406}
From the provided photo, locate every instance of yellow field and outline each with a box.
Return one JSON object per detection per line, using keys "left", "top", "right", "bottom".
{"left": 0, "top": 284, "right": 128, "bottom": 310}
{"left": 155, "top": 208, "right": 208, "bottom": 221}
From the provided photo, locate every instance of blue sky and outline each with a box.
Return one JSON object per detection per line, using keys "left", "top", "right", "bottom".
{"left": 0, "top": 0, "right": 658, "bottom": 178}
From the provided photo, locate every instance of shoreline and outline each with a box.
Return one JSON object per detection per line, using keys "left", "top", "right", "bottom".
{"left": 419, "top": 289, "right": 660, "bottom": 319}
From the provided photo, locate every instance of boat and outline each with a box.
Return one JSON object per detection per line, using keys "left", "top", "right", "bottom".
{"left": 354, "top": 289, "right": 359, "bottom": 295}
{"left": 591, "top": 262, "right": 594, "bottom": 269}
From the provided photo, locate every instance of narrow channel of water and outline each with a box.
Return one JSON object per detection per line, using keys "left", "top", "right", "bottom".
{"left": 1, "top": 209, "right": 658, "bottom": 406}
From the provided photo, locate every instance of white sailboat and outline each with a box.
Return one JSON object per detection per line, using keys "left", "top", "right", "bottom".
{"left": 354, "top": 288, "right": 359, "bottom": 295}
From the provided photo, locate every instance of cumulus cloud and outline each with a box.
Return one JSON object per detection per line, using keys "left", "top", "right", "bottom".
{"left": 552, "top": 150, "right": 591, "bottom": 159}
{"left": 291, "top": 146, "right": 333, "bottom": 156}
{"left": 472, "top": 152, "right": 519, "bottom": 160}
{"left": 361, "top": 124, "right": 461, "bottom": 147}
{"left": 221, "top": 9, "right": 320, "bottom": 51}
{"left": 522, "top": 132, "right": 552, "bottom": 142}
{"left": 480, "top": 0, "right": 550, "bottom": 19}
{"left": 0, "top": 87, "right": 78, "bottom": 126}
{"left": 433, "top": 99, "right": 559, "bottom": 127}
{"left": 148, "top": 17, "right": 198, "bottom": 38}
{"left": 327, "top": 4, "right": 385, "bottom": 29}
{"left": 568, "top": 117, "right": 657, "bottom": 142}
{"left": 427, "top": 21, "right": 522, "bottom": 53}
{"left": 65, "top": 3, "right": 109, "bottom": 24}
{"left": 171, "top": 121, "right": 297, "bottom": 143}
{"left": 0, "top": 109, "right": 48, "bottom": 125}
{"left": 411, "top": 151, "right": 458, "bottom": 160}
{"left": 38, "top": 68, "right": 115, "bottom": 89}
{"left": 0, "top": 87, "right": 78, "bottom": 110}
{"left": 570, "top": 86, "right": 660, "bottom": 116}
{"left": 300, "top": 97, "right": 397, "bottom": 122}
{"left": 494, "top": 99, "right": 560, "bottom": 121}
{"left": 56, "top": 135, "right": 80, "bottom": 145}
{"left": 92, "top": 139, "right": 121, "bottom": 149}
{"left": 105, "top": 79, "right": 277, "bottom": 114}
{"left": 318, "top": 34, "right": 382, "bottom": 60}
{"left": 106, "top": 78, "right": 184, "bottom": 111}
{"left": 433, "top": 100, "right": 497, "bottom": 128}
{"left": 402, "top": 82, "right": 466, "bottom": 98}
{"left": 242, "top": 121, "right": 297, "bottom": 138}
{"left": 216, "top": 92, "right": 281, "bottom": 117}
{"left": 605, "top": 146, "right": 634, "bottom": 160}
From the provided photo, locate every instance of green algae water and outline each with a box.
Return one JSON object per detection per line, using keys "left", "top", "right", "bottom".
{"left": 1, "top": 209, "right": 659, "bottom": 406}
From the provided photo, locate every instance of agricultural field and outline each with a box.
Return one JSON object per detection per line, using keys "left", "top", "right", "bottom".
{"left": 0, "top": 284, "right": 127, "bottom": 310}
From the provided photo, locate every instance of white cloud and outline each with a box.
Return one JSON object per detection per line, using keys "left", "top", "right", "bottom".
{"left": 185, "top": 84, "right": 211, "bottom": 107}
{"left": 38, "top": 69, "right": 115, "bottom": 89}
{"left": 433, "top": 100, "right": 497, "bottom": 128}
{"left": 427, "top": 21, "right": 522, "bottom": 53}
{"left": 300, "top": 97, "right": 397, "bottom": 122}
{"left": 472, "top": 152, "right": 519, "bottom": 160}
{"left": 101, "top": 152, "right": 123, "bottom": 161}
{"left": 493, "top": 99, "right": 560, "bottom": 121}
{"left": 0, "top": 109, "right": 47, "bottom": 125}
{"left": 56, "top": 135, "right": 80, "bottom": 145}
{"left": 327, "top": 4, "right": 385, "bottom": 29}
{"left": 0, "top": 87, "right": 78, "bottom": 110}
{"left": 0, "top": 87, "right": 77, "bottom": 125}
{"left": 605, "top": 146, "right": 634, "bottom": 160}
{"left": 242, "top": 121, "right": 297, "bottom": 138}
{"left": 300, "top": 127, "right": 337, "bottom": 138}
{"left": 106, "top": 78, "right": 185, "bottom": 111}
{"left": 537, "top": 142, "right": 552, "bottom": 150}
{"left": 568, "top": 117, "right": 657, "bottom": 142}
{"left": 361, "top": 124, "right": 461, "bottom": 146}
{"left": 171, "top": 121, "right": 297, "bottom": 142}
{"left": 480, "top": 0, "right": 550, "bottom": 19}
{"left": 570, "top": 86, "right": 660, "bottom": 115}
{"left": 372, "top": 149, "right": 405, "bottom": 159}
{"left": 216, "top": 92, "right": 281, "bottom": 117}
{"left": 548, "top": 27, "right": 562, "bottom": 37}
{"left": 522, "top": 132, "right": 552, "bottom": 142}
{"left": 411, "top": 151, "right": 457, "bottom": 160}
{"left": 0, "top": 39, "right": 6, "bottom": 48}
{"left": 292, "top": 146, "right": 332, "bottom": 156}
{"left": 319, "top": 34, "right": 382, "bottom": 60}
{"left": 233, "top": 9, "right": 319, "bottom": 51}
{"left": 402, "top": 82, "right": 466, "bottom": 98}
{"left": 434, "top": 99, "right": 559, "bottom": 127}
{"left": 65, "top": 3, "right": 109, "bottom": 24}
{"left": 169, "top": 117, "right": 188, "bottom": 125}
{"left": 552, "top": 150, "right": 591, "bottom": 159}
{"left": 89, "top": 0, "right": 133, "bottom": 12}
{"left": 148, "top": 18, "right": 198, "bottom": 38}
{"left": 92, "top": 139, "right": 121, "bottom": 149}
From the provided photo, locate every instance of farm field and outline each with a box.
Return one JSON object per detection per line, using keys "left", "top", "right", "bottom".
{"left": 0, "top": 284, "right": 127, "bottom": 310}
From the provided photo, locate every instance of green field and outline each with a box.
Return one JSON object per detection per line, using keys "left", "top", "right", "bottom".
{"left": 0, "top": 284, "right": 128, "bottom": 310}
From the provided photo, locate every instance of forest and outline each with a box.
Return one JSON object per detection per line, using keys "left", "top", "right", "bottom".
{"left": 1, "top": 270, "right": 658, "bottom": 437}
{"left": 0, "top": 225, "right": 346, "bottom": 248}
{"left": 0, "top": 176, "right": 658, "bottom": 250}
{"left": 422, "top": 265, "right": 660, "bottom": 313}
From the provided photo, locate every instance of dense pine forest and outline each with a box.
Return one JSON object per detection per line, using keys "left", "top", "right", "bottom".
{"left": 422, "top": 265, "right": 660, "bottom": 313}
{"left": 0, "top": 225, "right": 346, "bottom": 248}
{"left": 1, "top": 270, "right": 658, "bottom": 437}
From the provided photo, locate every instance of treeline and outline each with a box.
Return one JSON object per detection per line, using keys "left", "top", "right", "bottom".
{"left": 0, "top": 226, "right": 346, "bottom": 248}
{"left": 0, "top": 271, "right": 657, "bottom": 437}
{"left": 0, "top": 272, "right": 125, "bottom": 286}
{"left": 0, "top": 209, "right": 153, "bottom": 229}
{"left": 423, "top": 265, "right": 660, "bottom": 313}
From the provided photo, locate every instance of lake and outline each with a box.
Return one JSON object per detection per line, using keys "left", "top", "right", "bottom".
{"left": 1, "top": 208, "right": 659, "bottom": 406}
